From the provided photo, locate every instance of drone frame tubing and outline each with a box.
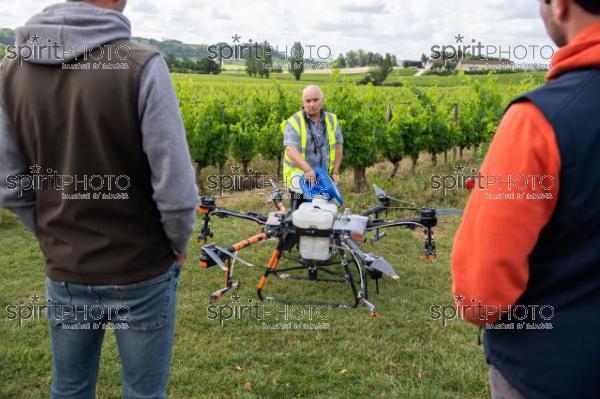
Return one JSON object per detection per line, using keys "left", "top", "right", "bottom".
{"left": 210, "top": 209, "right": 268, "bottom": 225}
{"left": 366, "top": 219, "right": 424, "bottom": 231}
{"left": 359, "top": 204, "right": 386, "bottom": 217}
{"left": 206, "top": 231, "right": 272, "bottom": 302}
{"left": 256, "top": 242, "right": 284, "bottom": 295}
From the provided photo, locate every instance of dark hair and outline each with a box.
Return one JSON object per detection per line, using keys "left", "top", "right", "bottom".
{"left": 574, "top": 0, "right": 600, "bottom": 15}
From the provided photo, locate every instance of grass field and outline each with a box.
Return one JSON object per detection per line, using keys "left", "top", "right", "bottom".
{"left": 0, "top": 151, "right": 492, "bottom": 398}
{"left": 198, "top": 66, "right": 546, "bottom": 88}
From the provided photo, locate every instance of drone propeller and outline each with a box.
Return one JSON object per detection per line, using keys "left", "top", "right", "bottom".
{"left": 372, "top": 185, "right": 463, "bottom": 217}
{"left": 201, "top": 244, "right": 254, "bottom": 270}
{"left": 202, "top": 246, "right": 228, "bottom": 270}
{"left": 434, "top": 208, "right": 464, "bottom": 216}
{"left": 372, "top": 184, "right": 416, "bottom": 207}
{"left": 213, "top": 245, "right": 254, "bottom": 267}
{"left": 373, "top": 184, "right": 387, "bottom": 199}
{"left": 198, "top": 194, "right": 233, "bottom": 203}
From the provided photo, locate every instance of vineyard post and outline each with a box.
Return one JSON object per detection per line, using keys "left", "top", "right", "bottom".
{"left": 452, "top": 103, "right": 459, "bottom": 161}
{"left": 386, "top": 103, "right": 402, "bottom": 178}
{"left": 219, "top": 103, "right": 227, "bottom": 180}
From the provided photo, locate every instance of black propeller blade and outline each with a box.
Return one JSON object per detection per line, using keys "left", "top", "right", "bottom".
{"left": 434, "top": 208, "right": 464, "bottom": 216}
{"left": 213, "top": 246, "right": 254, "bottom": 267}
{"left": 202, "top": 247, "right": 228, "bottom": 270}
{"left": 365, "top": 255, "right": 400, "bottom": 280}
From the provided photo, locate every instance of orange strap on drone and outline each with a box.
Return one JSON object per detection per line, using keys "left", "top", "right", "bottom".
{"left": 233, "top": 233, "right": 268, "bottom": 252}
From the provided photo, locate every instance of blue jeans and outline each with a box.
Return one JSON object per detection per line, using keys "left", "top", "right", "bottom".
{"left": 45, "top": 263, "right": 181, "bottom": 399}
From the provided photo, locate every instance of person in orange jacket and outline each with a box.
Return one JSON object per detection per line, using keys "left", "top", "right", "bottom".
{"left": 451, "top": 1, "right": 600, "bottom": 398}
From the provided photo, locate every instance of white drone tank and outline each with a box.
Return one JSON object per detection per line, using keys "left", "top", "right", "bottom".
{"left": 292, "top": 197, "right": 338, "bottom": 261}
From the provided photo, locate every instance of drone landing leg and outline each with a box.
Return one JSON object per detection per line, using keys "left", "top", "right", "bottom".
{"left": 208, "top": 259, "right": 241, "bottom": 303}
{"left": 423, "top": 227, "right": 437, "bottom": 260}
{"left": 257, "top": 246, "right": 361, "bottom": 310}
{"left": 345, "top": 245, "right": 379, "bottom": 318}
{"left": 206, "top": 232, "right": 271, "bottom": 303}
{"left": 256, "top": 245, "right": 283, "bottom": 301}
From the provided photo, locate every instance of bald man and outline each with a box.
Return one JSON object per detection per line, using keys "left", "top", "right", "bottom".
{"left": 282, "top": 85, "right": 343, "bottom": 210}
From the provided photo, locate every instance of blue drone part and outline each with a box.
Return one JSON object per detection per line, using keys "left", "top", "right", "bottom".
{"left": 299, "top": 167, "right": 344, "bottom": 206}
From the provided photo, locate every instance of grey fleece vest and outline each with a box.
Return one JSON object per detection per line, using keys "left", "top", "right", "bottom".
{"left": 1, "top": 40, "right": 176, "bottom": 284}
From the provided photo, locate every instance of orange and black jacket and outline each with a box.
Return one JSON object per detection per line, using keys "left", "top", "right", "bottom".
{"left": 451, "top": 22, "right": 600, "bottom": 399}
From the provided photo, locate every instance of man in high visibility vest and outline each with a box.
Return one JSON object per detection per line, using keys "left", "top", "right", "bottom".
{"left": 282, "top": 85, "right": 343, "bottom": 210}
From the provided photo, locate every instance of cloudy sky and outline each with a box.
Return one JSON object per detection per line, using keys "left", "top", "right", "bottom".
{"left": 1, "top": 0, "right": 557, "bottom": 62}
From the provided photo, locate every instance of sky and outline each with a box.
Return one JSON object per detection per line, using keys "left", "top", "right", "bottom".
{"left": 1, "top": 0, "right": 557, "bottom": 63}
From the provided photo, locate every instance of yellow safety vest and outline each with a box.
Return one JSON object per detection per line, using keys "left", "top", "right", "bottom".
{"left": 281, "top": 110, "right": 338, "bottom": 192}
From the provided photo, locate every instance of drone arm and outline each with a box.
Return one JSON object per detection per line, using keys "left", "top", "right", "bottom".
{"left": 359, "top": 204, "right": 386, "bottom": 217}
{"left": 200, "top": 230, "right": 273, "bottom": 267}
{"left": 366, "top": 218, "right": 437, "bottom": 259}
{"left": 210, "top": 209, "right": 268, "bottom": 225}
{"left": 366, "top": 218, "right": 424, "bottom": 231}
{"left": 230, "top": 231, "right": 272, "bottom": 252}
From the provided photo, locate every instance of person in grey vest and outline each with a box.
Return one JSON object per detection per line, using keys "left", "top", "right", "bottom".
{"left": 0, "top": 0, "right": 198, "bottom": 397}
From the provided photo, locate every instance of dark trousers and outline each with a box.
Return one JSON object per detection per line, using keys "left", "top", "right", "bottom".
{"left": 489, "top": 365, "right": 526, "bottom": 399}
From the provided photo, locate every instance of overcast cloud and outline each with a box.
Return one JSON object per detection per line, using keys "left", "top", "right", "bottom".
{"left": 1, "top": 0, "right": 556, "bottom": 61}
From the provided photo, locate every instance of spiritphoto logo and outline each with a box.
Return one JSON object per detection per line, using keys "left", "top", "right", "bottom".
{"left": 5, "top": 33, "right": 131, "bottom": 70}
{"left": 430, "top": 163, "right": 555, "bottom": 198}
{"left": 430, "top": 33, "right": 555, "bottom": 69}
{"left": 3, "top": 293, "right": 130, "bottom": 329}
{"left": 207, "top": 293, "right": 332, "bottom": 329}
{"left": 430, "top": 296, "right": 555, "bottom": 329}
{"left": 207, "top": 33, "right": 332, "bottom": 62}
{"left": 5, "top": 164, "right": 131, "bottom": 200}
{"left": 206, "top": 164, "right": 277, "bottom": 193}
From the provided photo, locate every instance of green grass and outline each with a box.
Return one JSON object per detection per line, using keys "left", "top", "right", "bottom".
{"left": 0, "top": 155, "right": 491, "bottom": 398}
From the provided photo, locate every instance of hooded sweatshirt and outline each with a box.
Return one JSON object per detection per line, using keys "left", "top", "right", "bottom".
{"left": 451, "top": 19, "right": 600, "bottom": 324}
{"left": 0, "top": 2, "right": 198, "bottom": 278}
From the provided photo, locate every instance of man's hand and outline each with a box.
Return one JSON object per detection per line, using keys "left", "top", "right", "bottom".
{"left": 176, "top": 252, "right": 187, "bottom": 267}
{"left": 304, "top": 168, "right": 316, "bottom": 188}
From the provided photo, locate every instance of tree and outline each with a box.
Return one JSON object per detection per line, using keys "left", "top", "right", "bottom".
{"left": 289, "top": 42, "right": 304, "bottom": 81}
{"left": 328, "top": 73, "right": 379, "bottom": 191}
{"left": 164, "top": 53, "right": 177, "bottom": 70}
{"left": 357, "top": 49, "right": 367, "bottom": 67}
{"left": 229, "top": 122, "right": 258, "bottom": 173}
{"left": 245, "top": 43, "right": 258, "bottom": 77}
{"left": 374, "top": 103, "right": 405, "bottom": 178}
{"left": 257, "top": 83, "right": 294, "bottom": 178}
{"left": 183, "top": 99, "right": 229, "bottom": 193}
{"left": 411, "top": 87, "right": 455, "bottom": 166}
{"left": 258, "top": 41, "right": 272, "bottom": 78}
{"left": 346, "top": 50, "right": 358, "bottom": 67}
{"left": 195, "top": 58, "right": 222, "bottom": 74}
{"left": 334, "top": 54, "right": 346, "bottom": 68}
{"left": 357, "top": 53, "right": 393, "bottom": 86}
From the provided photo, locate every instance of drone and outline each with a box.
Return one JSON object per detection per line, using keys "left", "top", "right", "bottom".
{"left": 197, "top": 175, "right": 462, "bottom": 317}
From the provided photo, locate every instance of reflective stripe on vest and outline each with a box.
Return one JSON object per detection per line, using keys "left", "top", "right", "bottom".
{"left": 282, "top": 110, "right": 338, "bottom": 191}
